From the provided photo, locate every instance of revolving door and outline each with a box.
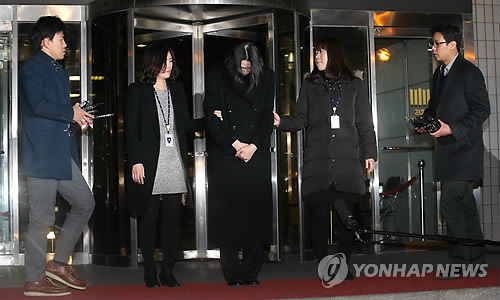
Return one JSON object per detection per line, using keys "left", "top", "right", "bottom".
{"left": 89, "top": 3, "right": 309, "bottom": 265}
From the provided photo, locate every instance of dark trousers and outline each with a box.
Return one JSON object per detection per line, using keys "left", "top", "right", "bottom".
{"left": 308, "top": 186, "right": 356, "bottom": 263}
{"left": 139, "top": 194, "right": 182, "bottom": 272}
{"left": 440, "top": 181, "right": 486, "bottom": 264}
{"left": 220, "top": 246, "right": 264, "bottom": 282}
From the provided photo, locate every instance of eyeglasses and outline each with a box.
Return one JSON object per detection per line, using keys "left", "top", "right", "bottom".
{"left": 428, "top": 41, "right": 447, "bottom": 48}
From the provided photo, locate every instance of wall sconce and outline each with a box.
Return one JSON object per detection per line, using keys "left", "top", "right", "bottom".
{"left": 287, "top": 51, "right": 295, "bottom": 70}
{"left": 377, "top": 48, "right": 391, "bottom": 61}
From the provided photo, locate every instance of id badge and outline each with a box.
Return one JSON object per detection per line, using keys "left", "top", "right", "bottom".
{"left": 331, "top": 115, "right": 340, "bottom": 129}
{"left": 165, "top": 133, "right": 174, "bottom": 147}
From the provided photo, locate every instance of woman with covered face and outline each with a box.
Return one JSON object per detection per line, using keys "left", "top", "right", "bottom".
{"left": 125, "top": 43, "right": 203, "bottom": 288}
{"left": 274, "top": 38, "right": 377, "bottom": 279}
{"left": 204, "top": 41, "right": 275, "bottom": 287}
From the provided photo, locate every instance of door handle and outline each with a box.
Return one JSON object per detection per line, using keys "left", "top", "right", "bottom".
{"left": 0, "top": 150, "right": 4, "bottom": 155}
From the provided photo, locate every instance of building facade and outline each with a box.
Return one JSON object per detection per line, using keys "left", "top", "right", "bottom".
{"left": 0, "top": 0, "right": 498, "bottom": 266}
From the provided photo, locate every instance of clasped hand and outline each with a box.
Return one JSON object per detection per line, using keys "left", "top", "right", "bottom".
{"left": 213, "top": 110, "right": 257, "bottom": 163}
{"left": 232, "top": 140, "right": 257, "bottom": 163}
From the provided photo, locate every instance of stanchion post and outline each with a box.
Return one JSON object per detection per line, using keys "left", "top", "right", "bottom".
{"left": 417, "top": 160, "right": 425, "bottom": 241}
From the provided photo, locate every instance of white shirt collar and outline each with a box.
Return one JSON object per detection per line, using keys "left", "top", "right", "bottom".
{"left": 441, "top": 54, "right": 459, "bottom": 76}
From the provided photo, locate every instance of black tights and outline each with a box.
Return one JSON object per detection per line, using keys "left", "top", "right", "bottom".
{"left": 139, "top": 194, "right": 181, "bottom": 271}
{"left": 308, "top": 186, "right": 357, "bottom": 262}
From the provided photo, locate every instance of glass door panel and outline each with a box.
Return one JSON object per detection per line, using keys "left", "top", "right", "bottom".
{"left": 275, "top": 11, "right": 309, "bottom": 257}
{"left": 134, "top": 28, "right": 196, "bottom": 257}
{"left": 128, "top": 12, "right": 277, "bottom": 261}
{"left": 90, "top": 11, "right": 132, "bottom": 262}
{"left": 18, "top": 21, "right": 83, "bottom": 257}
{"left": 375, "top": 38, "right": 436, "bottom": 238}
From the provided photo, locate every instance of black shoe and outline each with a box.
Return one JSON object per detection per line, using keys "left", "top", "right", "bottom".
{"left": 344, "top": 217, "right": 367, "bottom": 244}
{"left": 144, "top": 267, "right": 160, "bottom": 288}
{"left": 244, "top": 279, "right": 260, "bottom": 286}
{"left": 227, "top": 280, "right": 244, "bottom": 287}
{"left": 159, "top": 270, "right": 180, "bottom": 288}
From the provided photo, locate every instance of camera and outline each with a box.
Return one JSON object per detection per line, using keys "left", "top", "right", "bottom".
{"left": 79, "top": 101, "right": 115, "bottom": 119}
{"left": 410, "top": 115, "right": 441, "bottom": 133}
{"left": 79, "top": 101, "right": 102, "bottom": 114}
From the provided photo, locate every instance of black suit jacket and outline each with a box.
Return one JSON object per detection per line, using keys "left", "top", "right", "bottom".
{"left": 125, "top": 80, "right": 203, "bottom": 214}
{"left": 424, "top": 55, "right": 490, "bottom": 181}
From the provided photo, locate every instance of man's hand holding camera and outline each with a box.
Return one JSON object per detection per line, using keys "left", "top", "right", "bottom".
{"left": 429, "top": 119, "right": 452, "bottom": 137}
{"left": 415, "top": 119, "right": 452, "bottom": 137}
{"left": 73, "top": 102, "right": 94, "bottom": 128}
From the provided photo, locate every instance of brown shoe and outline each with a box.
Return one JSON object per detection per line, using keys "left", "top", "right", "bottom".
{"left": 24, "top": 277, "right": 72, "bottom": 297}
{"left": 45, "top": 260, "right": 86, "bottom": 290}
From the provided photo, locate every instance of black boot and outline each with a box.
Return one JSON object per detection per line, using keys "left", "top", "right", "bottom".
{"left": 144, "top": 264, "right": 160, "bottom": 288}
{"left": 344, "top": 216, "right": 366, "bottom": 244}
{"left": 159, "top": 268, "right": 180, "bottom": 288}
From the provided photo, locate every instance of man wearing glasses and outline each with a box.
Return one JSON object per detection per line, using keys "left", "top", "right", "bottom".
{"left": 19, "top": 16, "right": 95, "bottom": 296}
{"left": 416, "top": 24, "right": 490, "bottom": 279}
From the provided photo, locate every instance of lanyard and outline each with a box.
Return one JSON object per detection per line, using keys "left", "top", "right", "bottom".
{"left": 153, "top": 89, "right": 171, "bottom": 133}
{"left": 328, "top": 80, "right": 342, "bottom": 115}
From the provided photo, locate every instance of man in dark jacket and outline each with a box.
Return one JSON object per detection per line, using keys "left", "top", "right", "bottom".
{"left": 20, "top": 16, "right": 95, "bottom": 296}
{"left": 418, "top": 24, "right": 490, "bottom": 279}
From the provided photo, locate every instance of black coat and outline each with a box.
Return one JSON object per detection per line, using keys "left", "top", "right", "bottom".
{"left": 125, "top": 81, "right": 203, "bottom": 215}
{"left": 279, "top": 76, "right": 377, "bottom": 196}
{"left": 204, "top": 67, "right": 275, "bottom": 247}
{"left": 423, "top": 55, "right": 490, "bottom": 181}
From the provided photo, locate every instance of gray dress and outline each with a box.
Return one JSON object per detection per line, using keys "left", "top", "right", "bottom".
{"left": 152, "top": 88, "right": 187, "bottom": 195}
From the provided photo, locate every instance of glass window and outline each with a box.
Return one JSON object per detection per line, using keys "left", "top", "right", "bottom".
{"left": 375, "top": 38, "right": 436, "bottom": 237}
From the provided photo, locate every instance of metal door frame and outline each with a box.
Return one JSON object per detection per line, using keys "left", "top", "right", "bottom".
{"left": 0, "top": 5, "right": 88, "bottom": 266}
{"left": 304, "top": 9, "right": 471, "bottom": 256}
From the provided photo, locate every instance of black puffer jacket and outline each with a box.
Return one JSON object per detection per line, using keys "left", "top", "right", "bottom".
{"left": 279, "top": 76, "right": 377, "bottom": 196}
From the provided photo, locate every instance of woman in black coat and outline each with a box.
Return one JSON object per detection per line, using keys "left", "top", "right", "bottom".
{"left": 204, "top": 41, "right": 275, "bottom": 287}
{"left": 274, "top": 39, "right": 377, "bottom": 278}
{"left": 125, "top": 43, "right": 203, "bottom": 288}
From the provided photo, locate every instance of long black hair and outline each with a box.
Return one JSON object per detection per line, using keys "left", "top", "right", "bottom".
{"left": 310, "top": 38, "right": 354, "bottom": 81}
{"left": 138, "top": 42, "right": 179, "bottom": 85}
{"left": 224, "top": 41, "right": 264, "bottom": 93}
{"left": 30, "top": 16, "right": 65, "bottom": 50}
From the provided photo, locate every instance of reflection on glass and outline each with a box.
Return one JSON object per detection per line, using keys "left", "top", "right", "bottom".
{"left": 90, "top": 12, "right": 131, "bottom": 258}
{"left": 0, "top": 29, "right": 11, "bottom": 254}
{"left": 17, "top": 22, "right": 82, "bottom": 254}
{"left": 375, "top": 38, "right": 437, "bottom": 238}
{"left": 276, "top": 11, "right": 302, "bottom": 254}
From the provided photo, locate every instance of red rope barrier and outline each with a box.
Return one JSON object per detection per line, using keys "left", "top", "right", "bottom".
{"left": 379, "top": 176, "right": 418, "bottom": 196}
